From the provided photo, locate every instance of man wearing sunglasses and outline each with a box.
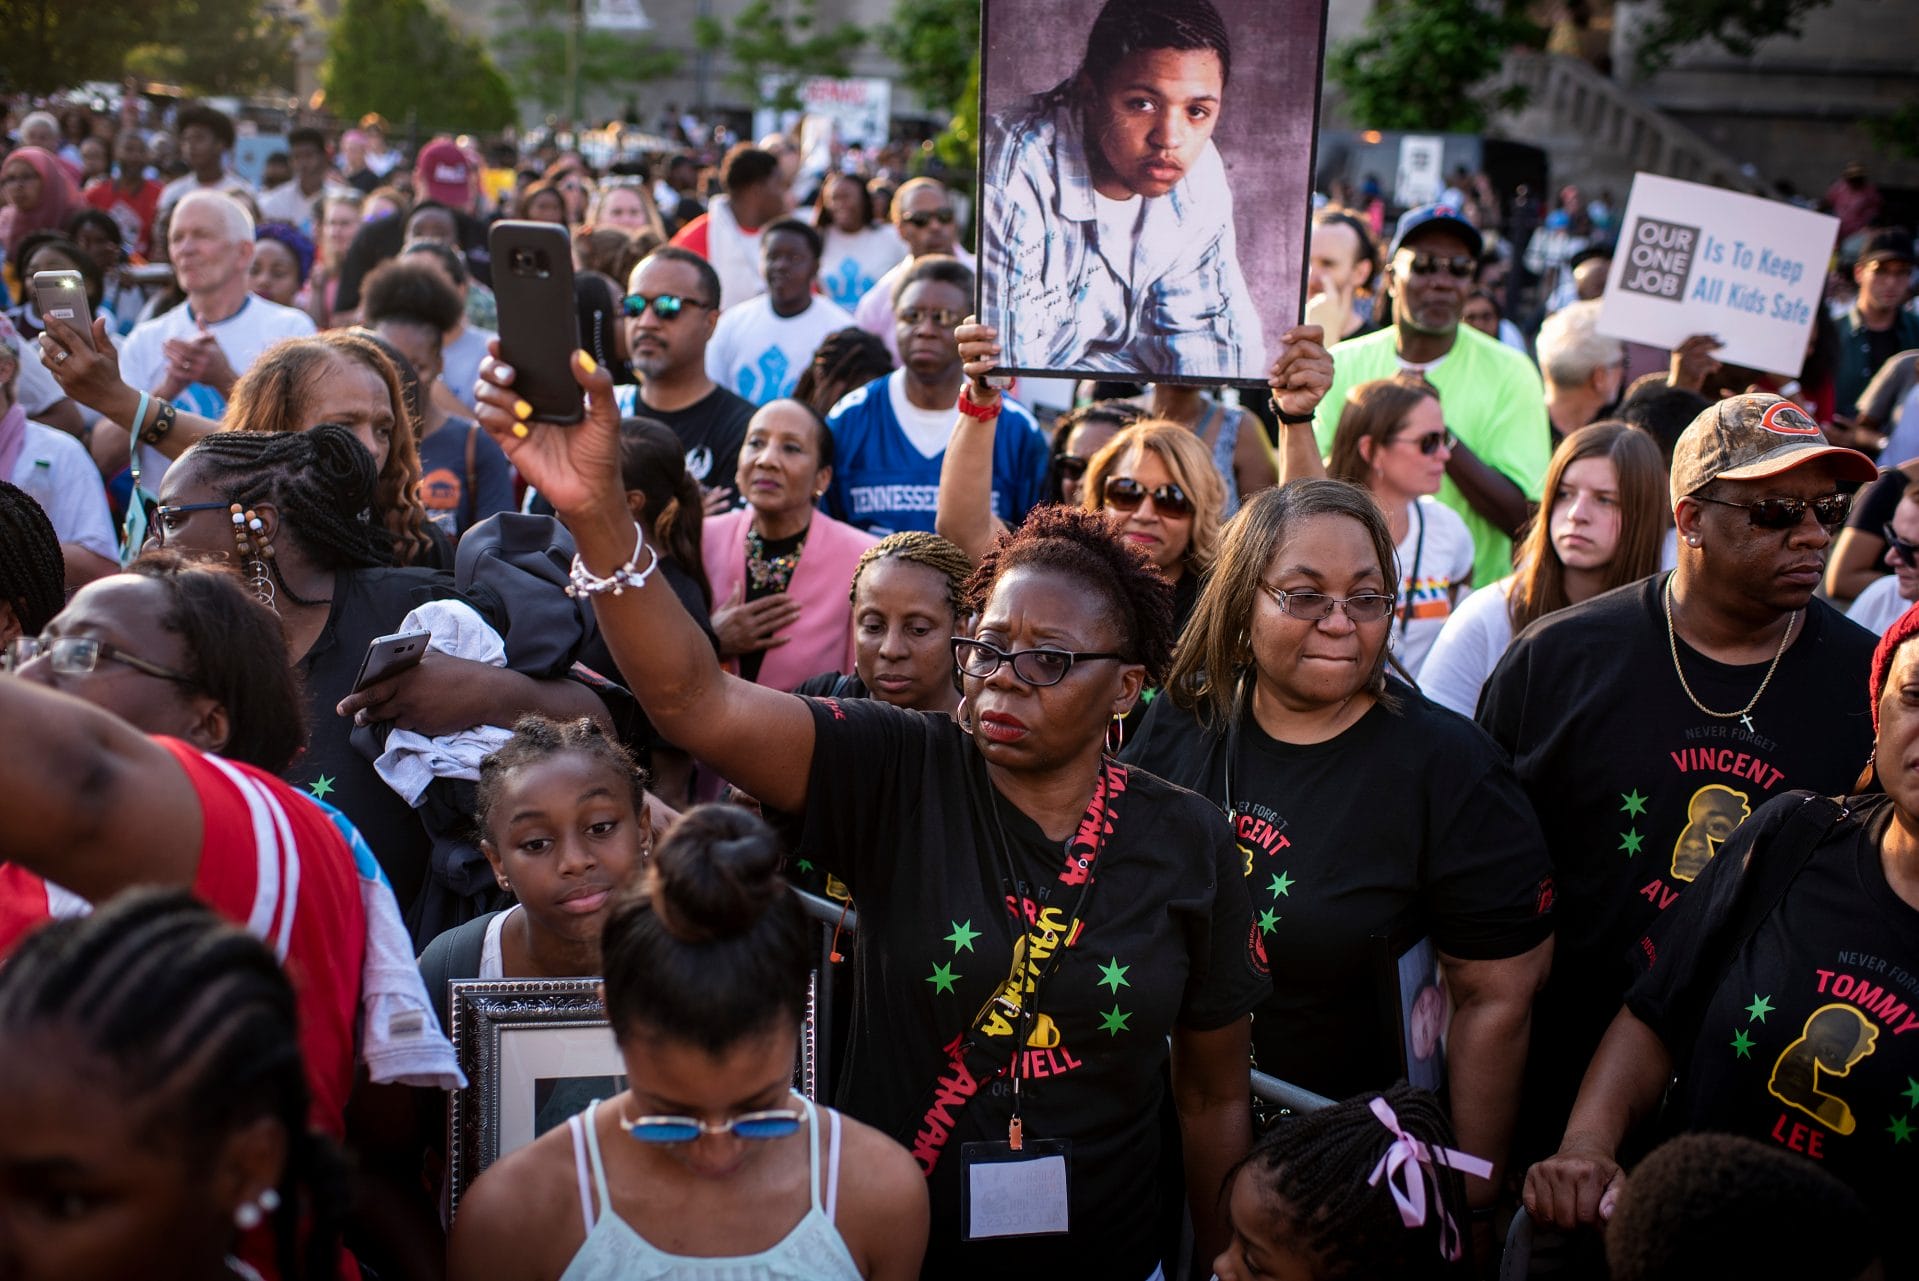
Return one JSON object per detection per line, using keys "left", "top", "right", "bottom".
{"left": 852, "top": 178, "right": 975, "bottom": 362}
{"left": 1311, "top": 203, "right": 1550, "bottom": 589}
{"left": 978, "top": 0, "right": 1263, "bottom": 379}
{"left": 612, "top": 247, "right": 755, "bottom": 509}
{"left": 702, "top": 219, "right": 852, "bottom": 406}
{"left": 1479, "top": 393, "right": 1880, "bottom": 1161}
{"left": 1844, "top": 489, "right": 1919, "bottom": 635}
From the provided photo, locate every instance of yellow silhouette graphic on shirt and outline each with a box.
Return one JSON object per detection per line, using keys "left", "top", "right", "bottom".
{"left": 1767, "top": 1003, "right": 1879, "bottom": 1135}
{"left": 1671, "top": 784, "right": 1751, "bottom": 882}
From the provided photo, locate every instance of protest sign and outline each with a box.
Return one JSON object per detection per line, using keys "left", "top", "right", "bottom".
{"left": 977, "top": 0, "right": 1329, "bottom": 385}
{"left": 754, "top": 77, "right": 892, "bottom": 153}
{"left": 1395, "top": 136, "right": 1444, "bottom": 208}
{"left": 1598, "top": 173, "right": 1839, "bottom": 377}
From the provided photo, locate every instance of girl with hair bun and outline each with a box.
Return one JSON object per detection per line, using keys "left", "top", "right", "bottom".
{"left": 147, "top": 424, "right": 611, "bottom": 925}
{"left": 474, "top": 339, "right": 1272, "bottom": 1275}
{"left": 448, "top": 804, "right": 930, "bottom": 1280}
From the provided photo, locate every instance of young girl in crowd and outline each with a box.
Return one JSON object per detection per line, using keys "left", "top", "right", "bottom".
{"left": 1421, "top": 421, "right": 1666, "bottom": 716}
{"left": 417, "top": 716, "right": 655, "bottom": 1027}
{"left": 1324, "top": 376, "right": 1477, "bottom": 677}
{"left": 1215, "top": 1085, "right": 1481, "bottom": 1281}
{"left": 0, "top": 890, "right": 346, "bottom": 1281}
{"left": 447, "top": 805, "right": 928, "bottom": 1279}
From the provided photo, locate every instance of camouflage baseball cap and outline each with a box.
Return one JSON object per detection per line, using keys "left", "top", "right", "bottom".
{"left": 1669, "top": 392, "right": 1876, "bottom": 508}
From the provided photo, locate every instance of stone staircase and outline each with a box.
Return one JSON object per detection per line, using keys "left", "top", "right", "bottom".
{"left": 1491, "top": 49, "right": 1769, "bottom": 199}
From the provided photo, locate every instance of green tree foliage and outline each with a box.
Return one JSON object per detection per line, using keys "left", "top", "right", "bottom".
{"left": 691, "top": 0, "right": 866, "bottom": 111}
{"left": 491, "top": 0, "right": 682, "bottom": 117}
{"left": 879, "top": 0, "right": 976, "bottom": 121}
{"left": 323, "top": 0, "right": 517, "bottom": 134}
{"left": 1326, "top": 0, "right": 1544, "bottom": 133}
{"left": 1631, "top": 0, "right": 1845, "bottom": 73}
{"left": 1, "top": 0, "right": 293, "bottom": 96}
{"left": 124, "top": 0, "right": 296, "bottom": 96}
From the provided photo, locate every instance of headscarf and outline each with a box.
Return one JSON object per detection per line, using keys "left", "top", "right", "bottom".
{"left": 1869, "top": 601, "right": 1919, "bottom": 733}
{"left": 0, "top": 147, "right": 83, "bottom": 262}
{"left": 256, "top": 221, "right": 316, "bottom": 285}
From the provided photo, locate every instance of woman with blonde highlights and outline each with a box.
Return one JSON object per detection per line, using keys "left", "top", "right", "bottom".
{"left": 1081, "top": 419, "right": 1225, "bottom": 630}
{"left": 1422, "top": 422, "right": 1666, "bottom": 717}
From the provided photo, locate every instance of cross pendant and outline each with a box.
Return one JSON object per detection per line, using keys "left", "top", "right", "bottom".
{"left": 1739, "top": 713, "right": 1755, "bottom": 733}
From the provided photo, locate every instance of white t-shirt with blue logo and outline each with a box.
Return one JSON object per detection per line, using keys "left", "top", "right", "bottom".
{"left": 819, "top": 224, "right": 906, "bottom": 311}
{"left": 705, "top": 293, "right": 855, "bottom": 406}
{"left": 824, "top": 369, "right": 1051, "bottom": 536}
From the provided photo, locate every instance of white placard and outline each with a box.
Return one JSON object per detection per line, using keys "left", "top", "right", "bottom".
{"left": 754, "top": 76, "right": 892, "bottom": 152}
{"left": 1597, "top": 173, "right": 1839, "bottom": 378}
{"left": 585, "top": 0, "right": 651, "bottom": 31}
{"left": 1395, "top": 136, "right": 1444, "bottom": 209}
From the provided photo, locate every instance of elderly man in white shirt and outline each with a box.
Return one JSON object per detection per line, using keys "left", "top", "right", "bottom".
{"left": 978, "top": 0, "right": 1263, "bottom": 378}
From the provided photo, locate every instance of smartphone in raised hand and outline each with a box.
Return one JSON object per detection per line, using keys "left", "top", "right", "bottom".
{"left": 488, "top": 220, "right": 584, "bottom": 424}
{"left": 31, "top": 269, "right": 96, "bottom": 352}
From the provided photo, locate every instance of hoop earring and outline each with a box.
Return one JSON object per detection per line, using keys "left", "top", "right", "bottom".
{"left": 955, "top": 694, "right": 973, "bottom": 735}
{"left": 1105, "top": 711, "right": 1127, "bottom": 756}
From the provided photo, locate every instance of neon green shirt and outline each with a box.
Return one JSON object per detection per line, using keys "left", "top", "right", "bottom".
{"left": 1314, "top": 324, "right": 1551, "bottom": 586}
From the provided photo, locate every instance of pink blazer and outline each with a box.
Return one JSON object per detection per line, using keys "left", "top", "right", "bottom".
{"left": 702, "top": 507, "right": 877, "bottom": 692}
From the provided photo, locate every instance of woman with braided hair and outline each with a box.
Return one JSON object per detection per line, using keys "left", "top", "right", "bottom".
{"left": 0, "top": 889, "right": 349, "bottom": 1281}
{"left": 794, "top": 530, "right": 970, "bottom": 717}
{"left": 1215, "top": 1085, "right": 1480, "bottom": 1280}
{"left": 792, "top": 326, "right": 893, "bottom": 420}
{"left": 145, "top": 423, "right": 610, "bottom": 918}
{"left": 474, "top": 344, "right": 1266, "bottom": 1275}
{"left": 0, "top": 478, "right": 65, "bottom": 645}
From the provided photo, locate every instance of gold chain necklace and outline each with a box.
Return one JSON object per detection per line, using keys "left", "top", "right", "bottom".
{"left": 1663, "top": 576, "right": 1796, "bottom": 735}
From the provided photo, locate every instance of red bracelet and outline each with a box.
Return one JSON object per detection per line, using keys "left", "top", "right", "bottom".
{"left": 957, "top": 387, "right": 1002, "bottom": 420}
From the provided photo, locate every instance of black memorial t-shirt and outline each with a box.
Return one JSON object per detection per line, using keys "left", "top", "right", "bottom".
{"left": 1123, "top": 686, "right": 1554, "bottom": 1099}
{"left": 645, "top": 384, "right": 755, "bottom": 505}
{"left": 1629, "top": 792, "right": 1919, "bottom": 1246}
{"left": 793, "top": 696, "right": 1267, "bottom": 1279}
{"left": 1479, "top": 573, "right": 1876, "bottom": 1108}
{"left": 286, "top": 566, "right": 493, "bottom": 912}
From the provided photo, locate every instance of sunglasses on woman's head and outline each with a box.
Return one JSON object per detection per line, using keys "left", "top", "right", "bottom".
{"left": 901, "top": 208, "right": 956, "bottom": 228}
{"left": 1691, "top": 492, "right": 1852, "bottom": 531}
{"left": 1103, "top": 475, "right": 1193, "bottom": 518}
{"left": 1390, "top": 429, "right": 1456, "bottom": 457}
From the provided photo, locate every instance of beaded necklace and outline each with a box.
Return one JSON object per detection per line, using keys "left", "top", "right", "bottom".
{"left": 745, "top": 523, "right": 808, "bottom": 593}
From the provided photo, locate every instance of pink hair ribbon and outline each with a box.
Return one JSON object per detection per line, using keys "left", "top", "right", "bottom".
{"left": 1365, "top": 1095, "right": 1493, "bottom": 1262}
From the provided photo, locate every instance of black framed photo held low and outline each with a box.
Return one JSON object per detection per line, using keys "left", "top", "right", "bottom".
{"left": 976, "top": 0, "right": 1331, "bottom": 385}
{"left": 446, "top": 979, "right": 626, "bottom": 1213}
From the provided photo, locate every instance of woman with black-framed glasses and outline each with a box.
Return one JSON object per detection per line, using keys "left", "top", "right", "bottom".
{"left": 450, "top": 803, "right": 928, "bottom": 1280}
{"left": 1844, "top": 491, "right": 1919, "bottom": 635}
{"left": 1124, "top": 479, "right": 1555, "bottom": 1240}
{"left": 472, "top": 340, "right": 1267, "bottom": 1277}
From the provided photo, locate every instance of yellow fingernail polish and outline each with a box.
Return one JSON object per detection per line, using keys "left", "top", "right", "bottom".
{"left": 578, "top": 352, "right": 598, "bottom": 375}
{"left": 514, "top": 399, "right": 533, "bottom": 419}
{"left": 512, "top": 423, "right": 530, "bottom": 438}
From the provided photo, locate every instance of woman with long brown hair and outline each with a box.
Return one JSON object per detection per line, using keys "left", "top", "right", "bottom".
{"left": 1324, "top": 376, "right": 1478, "bottom": 677}
{"left": 1421, "top": 421, "right": 1666, "bottom": 716}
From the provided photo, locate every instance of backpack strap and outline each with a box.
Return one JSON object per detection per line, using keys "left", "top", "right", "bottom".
{"left": 464, "top": 422, "right": 480, "bottom": 525}
{"left": 420, "top": 910, "right": 495, "bottom": 1034}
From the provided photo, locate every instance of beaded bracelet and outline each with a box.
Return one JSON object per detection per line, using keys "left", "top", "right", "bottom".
{"left": 565, "top": 521, "right": 661, "bottom": 598}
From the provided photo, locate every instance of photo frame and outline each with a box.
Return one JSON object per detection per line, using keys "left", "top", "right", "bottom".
{"left": 446, "top": 979, "right": 626, "bottom": 1214}
{"left": 1376, "top": 930, "right": 1451, "bottom": 1096}
{"left": 975, "top": 0, "right": 1331, "bottom": 385}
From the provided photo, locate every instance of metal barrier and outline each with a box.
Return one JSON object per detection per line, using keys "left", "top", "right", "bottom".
{"left": 793, "top": 887, "right": 1331, "bottom": 1114}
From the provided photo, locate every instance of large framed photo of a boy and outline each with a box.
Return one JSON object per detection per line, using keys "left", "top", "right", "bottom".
{"left": 977, "top": 0, "right": 1329, "bottom": 385}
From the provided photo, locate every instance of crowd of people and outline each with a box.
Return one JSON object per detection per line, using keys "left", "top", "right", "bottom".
{"left": 0, "top": 36, "right": 1914, "bottom": 1281}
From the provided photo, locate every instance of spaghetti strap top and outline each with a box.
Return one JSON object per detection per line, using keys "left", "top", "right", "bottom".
{"left": 1194, "top": 403, "right": 1243, "bottom": 517}
{"left": 558, "top": 1094, "right": 863, "bottom": 1281}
